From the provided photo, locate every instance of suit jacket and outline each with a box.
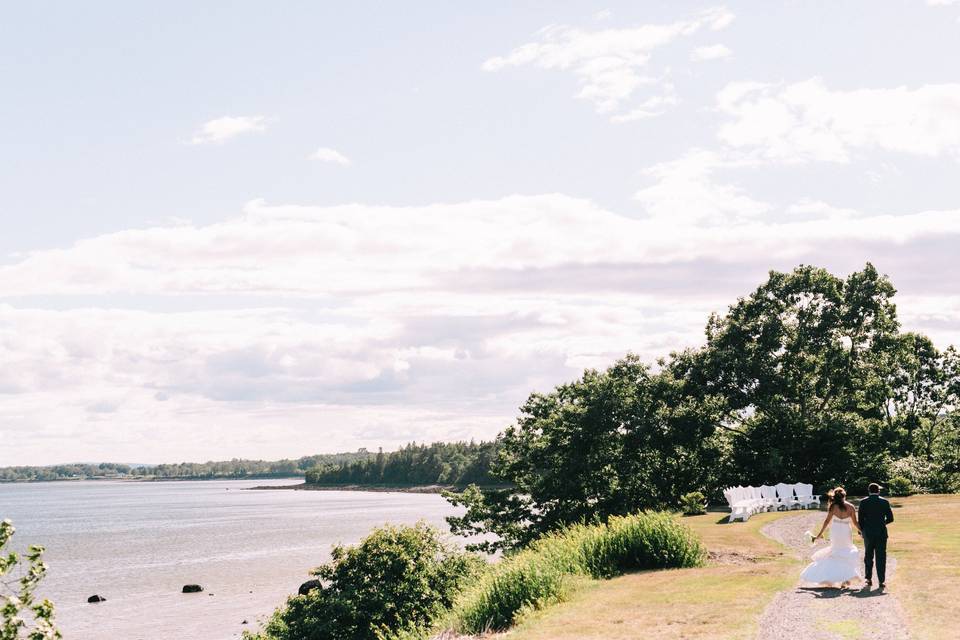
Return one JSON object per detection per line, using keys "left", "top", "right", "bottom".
{"left": 858, "top": 494, "right": 894, "bottom": 539}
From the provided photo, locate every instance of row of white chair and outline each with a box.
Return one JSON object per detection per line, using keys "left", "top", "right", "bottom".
{"left": 723, "top": 483, "right": 820, "bottom": 522}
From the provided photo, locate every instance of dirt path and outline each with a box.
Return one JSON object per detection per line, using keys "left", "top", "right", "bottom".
{"left": 755, "top": 511, "right": 911, "bottom": 640}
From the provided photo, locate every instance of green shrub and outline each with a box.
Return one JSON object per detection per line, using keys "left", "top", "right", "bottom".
{"left": 452, "top": 512, "right": 703, "bottom": 633}
{"left": 886, "top": 455, "right": 953, "bottom": 493}
{"left": 454, "top": 545, "right": 569, "bottom": 633}
{"left": 680, "top": 491, "right": 707, "bottom": 516}
{"left": 249, "top": 522, "right": 483, "bottom": 640}
{"left": 578, "top": 513, "right": 705, "bottom": 578}
{"left": 1, "top": 519, "right": 61, "bottom": 640}
{"left": 886, "top": 475, "right": 914, "bottom": 497}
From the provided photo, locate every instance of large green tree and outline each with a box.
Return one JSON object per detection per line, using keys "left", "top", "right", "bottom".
{"left": 886, "top": 335, "right": 960, "bottom": 458}
{"left": 447, "top": 264, "right": 959, "bottom": 550}
{"left": 677, "top": 264, "right": 902, "bottom": 489}
{"left": 446, "top": 354, "right": 725, "bottom": 551}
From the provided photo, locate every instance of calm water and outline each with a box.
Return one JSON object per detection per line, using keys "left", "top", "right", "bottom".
{"left": 0, "top": 479, "right": 462, "bottom": 639}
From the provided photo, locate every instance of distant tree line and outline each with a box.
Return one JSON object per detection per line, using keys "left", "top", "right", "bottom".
{"left": 0, "top": 452, "right": 375, "bottom": 482}
{"left": 305, "top": 441, "right": 501, "bottom": 487}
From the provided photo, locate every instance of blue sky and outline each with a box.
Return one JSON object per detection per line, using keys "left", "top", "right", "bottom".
{"left": 3, "top": 1, "right": 960, "bottom": 464}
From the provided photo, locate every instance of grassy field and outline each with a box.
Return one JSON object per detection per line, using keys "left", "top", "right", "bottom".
{"left": 506, "top": 510, "right": 800, "bottom": 640}
{"left": 502, "top": 496, "right": 960, "bottom": 640}
{"left": 887, "top": 494, "right": 960, "bottom": 640}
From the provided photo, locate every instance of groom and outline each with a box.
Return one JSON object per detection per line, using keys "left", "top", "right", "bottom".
{"left": 858, "top": 482, "right": 895, "bottom": 589}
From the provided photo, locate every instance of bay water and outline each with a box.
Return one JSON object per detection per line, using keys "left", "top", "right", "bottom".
{"left": 0, "top": 479, "right": 461, "bottom": 639}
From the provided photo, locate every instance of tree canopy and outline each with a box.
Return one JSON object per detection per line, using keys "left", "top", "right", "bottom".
{"left": 305, "top": 441, "right": 499, "bottom": 487}
{"left": 447, "top": 264, "right": 960, "bottom": 551}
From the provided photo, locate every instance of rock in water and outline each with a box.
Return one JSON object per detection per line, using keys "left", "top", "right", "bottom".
{"left": 298, "top": 579, "right": 321, "bottom": 595}
{"left": 182, "top": 584, "right": 204, "bottom": 593}
{"left": 87, "top": 594, "right": 106, "bottom": 603}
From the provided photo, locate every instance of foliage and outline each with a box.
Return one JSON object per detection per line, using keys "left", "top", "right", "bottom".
{"left": 0, "top": 462, "right": 133, "bottom": 482}
{"left": 682, "top": 263, "right": 902, "bottom": 491}
{"left": 446, "top": 264, "right": 960, "bottom": 548}
{"left": 680, "top": 491, "right": 707, "bottom": 516}
{"left": 0, "top": 452, "right": 375, "bottom": 482}
{"left": 452, "top": 512, "right": 704, "bottom": 633}
{"left": 887, "top": 476, "right": 914, "bottom": 497}
{"left": 1, "top": 520, "right": 61, "bottom": 640}
{"left": 446, "top": 355, "right": 725, "bottom": 551}
{"left": 888, "top": 455, "right": 941, "bottom": 493}
{"left": 248, "top": 522, "right": 483, "bottom": 640}
{"left": 305, "top": 441, "right": 500, "bottom": 488}
{"left": 887, "top": 337, "right": 960, "bottom": 458}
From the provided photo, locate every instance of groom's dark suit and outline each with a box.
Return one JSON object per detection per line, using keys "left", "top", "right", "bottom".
{"left": 857, "top": 493, "right": 894, "bottom": 583}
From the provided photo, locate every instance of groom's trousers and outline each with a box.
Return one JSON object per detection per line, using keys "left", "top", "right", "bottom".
{"left": 863, "top": 534, "right": 887, "bottom": 583}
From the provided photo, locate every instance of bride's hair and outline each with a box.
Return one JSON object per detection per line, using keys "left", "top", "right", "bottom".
{"left": 827, "top": 487, "right": 846, "bottom": 511}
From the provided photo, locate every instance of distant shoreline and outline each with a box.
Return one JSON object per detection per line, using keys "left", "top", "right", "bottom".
{"left": 0, "top": 475, "right": 305, "bottom": 484}
{"left": 250, "top": 482, "right": 509, "bottom": 494}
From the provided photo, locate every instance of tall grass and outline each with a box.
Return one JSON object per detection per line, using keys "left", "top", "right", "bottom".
{"left": 452, "top": 512, "right": 705, "bottom": 633}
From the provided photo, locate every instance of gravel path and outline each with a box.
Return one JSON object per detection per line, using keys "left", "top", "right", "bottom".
{"left": 755, "top": 511, "right": 911, "bottom": 640}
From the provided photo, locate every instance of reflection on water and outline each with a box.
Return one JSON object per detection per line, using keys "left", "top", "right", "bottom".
{"left": 0, "top": 479, "right": 461, "bottom": 639}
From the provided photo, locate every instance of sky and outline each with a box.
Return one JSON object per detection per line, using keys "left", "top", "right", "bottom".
{"left": 3, "top": 1, "right": 960, "bottom": 465}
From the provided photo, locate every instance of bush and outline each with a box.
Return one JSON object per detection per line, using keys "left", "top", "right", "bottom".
{"left": 249, "top": 522, "right": 483, "bottom": 640}
{"left": 1, "top": 519, "right": 61, "bottom": 640}
{"left": 887, "top": 455, "right": 950, "bottom": 493}
{"left": 886, "top": 476, "right": 914, "bottom": 497}
{"left": 680, "top": 491, "right": 707, "bottom": 516}
{"left": 452, "top": 512, "right": 704, "bottom": 633}
{"left": 578, "top": 513, "right": 705, "bottom": 578}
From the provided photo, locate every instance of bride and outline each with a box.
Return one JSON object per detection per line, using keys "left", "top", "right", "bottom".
{"left": 800, "top": 487, "right": 862, "bottom": 588}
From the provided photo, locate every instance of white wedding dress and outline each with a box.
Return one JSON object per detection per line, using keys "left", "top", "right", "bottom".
{"left": 800, "top": 517, "right": 861, "bottom": 586}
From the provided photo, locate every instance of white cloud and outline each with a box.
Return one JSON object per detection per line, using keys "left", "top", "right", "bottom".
{"left": 189, "top": 115, "right": 268, "bottom": 145}
{"left": 716, "top": 78, "right": 960, "bottom": 162}
{"left": 310, "top": 147, "right": 352, "bottom": 166}
{"left": 4, "top": 193, "right": 960, "bottom": 298}
{"left": 633, "top": 150, "right": 769, "bottom": 223}
{"left": 610, "top": 92, "right": 679, "bottom": 123}
{"left": 482, "top": 6, "right": 734, "bottom": 118}
{"left": 690, "top": 44, "right": 732, "bottom": 61}
{"left": 785, "top": 198, "right": 859, "bottom": 219}
{"left": 4, "top": 191, "right": 960, "bottom": 464}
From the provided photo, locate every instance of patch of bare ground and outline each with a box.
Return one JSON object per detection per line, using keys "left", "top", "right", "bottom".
{"left": 708, "top": 549, "right": 763, "bottom": 565}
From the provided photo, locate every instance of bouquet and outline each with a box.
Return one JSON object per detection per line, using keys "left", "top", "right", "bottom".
{"left": 805, "top": 530, "right": 819, "bottom": 546}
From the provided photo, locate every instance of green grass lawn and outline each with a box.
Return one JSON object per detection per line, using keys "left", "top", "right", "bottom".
{"left": 886, "top": 494, "right": 960, "bottom": 640}
{"left": 502, "top": 496, "right": 960, "bottom": 640}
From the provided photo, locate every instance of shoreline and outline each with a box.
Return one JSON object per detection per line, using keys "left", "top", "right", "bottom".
{"left": 249, "top": 482, "right": 509, "bottom": 494}
{"left": 0, "top": 475, "right": 305, "bottom": 485}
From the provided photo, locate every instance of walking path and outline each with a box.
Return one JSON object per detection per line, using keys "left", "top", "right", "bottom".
{"left": 755, "top": 512, "right": 911, "bottom": 640}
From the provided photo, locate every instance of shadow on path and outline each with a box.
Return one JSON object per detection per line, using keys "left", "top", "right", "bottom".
{"left": 756, "top": 512, "right": 911, "bottom": 639}
{"left": 798, "top": 586, "right": 890, "bottom": 600}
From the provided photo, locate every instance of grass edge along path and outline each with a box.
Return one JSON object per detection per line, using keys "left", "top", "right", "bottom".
{"left": 502, "top": 510, "right": 801, "bottom": 640}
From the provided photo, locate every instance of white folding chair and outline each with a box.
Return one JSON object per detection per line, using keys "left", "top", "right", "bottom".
{"left": 775, "top": 482, "right": 799, "bottom": 510}
{"left": 724, "top": 487, "right": 752, "bottom": 522}
{"left": 760, "top": 485, "right": 778, "bottom": 511}
{"left": 736, "top": 486, "right": 755, "bottom": 515}
{"left": 794, "top": 483, "right": 819, "bottom": 509}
